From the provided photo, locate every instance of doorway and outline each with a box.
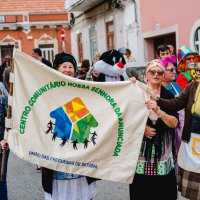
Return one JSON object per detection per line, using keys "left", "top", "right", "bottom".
{"left": 153, "top": 33, "right": 176, "bottom": 58}
{"left": 0, "top": 45, "right": 14, "bottom": 64}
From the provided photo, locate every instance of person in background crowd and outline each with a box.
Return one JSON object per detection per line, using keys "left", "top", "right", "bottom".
{"left": 78, "top": 59, "right": 90, "bottom": 80}
{"left": 125, "top": 48, "right": 136, "bottom": 63}
{"left": 90, "top": 68, "right": 105, "bottom": 82}
{"left": 125, "top": 48, "right": 138, "bottom": 79}
{"left": 160, "top": 55, "right": 184, "bottom": 178}
{"left": 160, "top": 55, "right": 181, "bottom": 97}
{"left": 43, "top": 52, "right": 97, "bottom": 200}
{"left": 176, "top": 46, "right": 200, "bottom": 90}
{"left": 156, "top": 44, "right": 171, "bottom": 59}
{"left": 0, "top": 81, "right": 8, "bottom": 99}
{"left": 149, "top": 62, "right": 200, "bottom": 200}
{"left": 92, "top": 52, "right": 100, "bottom": 66}
{"left": 129, "top": 59, "right": 178, "bottom": 200}
{"left": 32, "top": 48, "right": 52, "bottom": 68}
{"left": 168, "top": 45, "right": 175, "bottom": 55}
{"left": 0, "top": 88, "right": 9, "bottom": 200}
{"left": 3, "top": 66, "right": 11, "bottom": 91}
{"left": 85, "top": 53, "right": 101, "bottom": 81}
{"left": 126, "top": 67, "right": 139, "bottom": 80}
{"left": 0, "top": 55, "right": 11, "bottom": 82}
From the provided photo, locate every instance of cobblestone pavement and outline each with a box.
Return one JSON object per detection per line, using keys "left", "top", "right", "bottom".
{"left": 7, "top": 152, "right": 187, "bottom": 200}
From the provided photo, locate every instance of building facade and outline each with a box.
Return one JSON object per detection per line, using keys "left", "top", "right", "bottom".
{"left": 140, "top": 0, "right": 200, "bottom": 61}
{"left": 66, "top": 0, "right": 143, "bottom": 65}
{"left": 0, "top": 0, "right": 71, "bottom": 64}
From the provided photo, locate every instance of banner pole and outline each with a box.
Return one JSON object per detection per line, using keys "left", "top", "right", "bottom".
{"left": 0, "top": 43, "right": 17, "bottom": 181}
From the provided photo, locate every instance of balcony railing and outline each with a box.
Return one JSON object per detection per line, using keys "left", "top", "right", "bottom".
{"left": 66, "top": 0, "right": 105, "bottom": 12}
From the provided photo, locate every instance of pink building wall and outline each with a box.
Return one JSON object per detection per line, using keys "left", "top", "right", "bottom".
{"left": 141, "top": 0, "right": 200, "bottom": 47}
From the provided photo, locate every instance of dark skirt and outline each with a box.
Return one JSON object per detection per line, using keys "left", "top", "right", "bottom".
{"left": 129, "top": 169, "right": 177, "bottom": 200}
{"left": 178, "top": 166, "right": 200, "bottom": 200}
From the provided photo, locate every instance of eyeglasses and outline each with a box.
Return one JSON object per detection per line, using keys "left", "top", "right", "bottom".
{"left": 165, "top": 68, "right": 176, "bottom": 73}
{"left": 195, "top": 68, "right": 200, "bottom": 73}
{"left": 185, "top": 56, "right": 195, "bottom": 62}
{"left": 148, "top": 70, "right": 164, "bottom": 76}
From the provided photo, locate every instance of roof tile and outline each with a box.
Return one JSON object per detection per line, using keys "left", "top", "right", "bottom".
{"left": 0, "top": 0, "right": 65, "bottom": 13}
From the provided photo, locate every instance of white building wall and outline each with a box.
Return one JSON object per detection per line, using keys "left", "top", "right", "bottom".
{"left": 136, "top": 0, "right": 145, "bottom": 65}
{"left": 69, "top": 0, "right": 145, "bottom": 66}
{"left": 71, "top": 30, "right": 79, "bottom": 62}
{"left": 82, "top": 25, "right": 90, "bottom": 61}
{"left": 96, "top": 17, "right": 107, "bottom": 55}
{"left": 114, "top": 10, "right": 125, "bottom": 49}
{"left": 119, "top": 0, "right": 145, "bottom": 66}
{"left": 70, "top": 19, "right": 91, "bottom": 63}
{"left": 124, "top": 2, "right": 135, "bottom": 50}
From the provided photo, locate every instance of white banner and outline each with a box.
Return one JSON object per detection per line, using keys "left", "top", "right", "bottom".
{"left": 178, "top": 133, "right": 200, "bottom": 173}
{"left": 7, "top": 50, "right": 149, "bottom": 183}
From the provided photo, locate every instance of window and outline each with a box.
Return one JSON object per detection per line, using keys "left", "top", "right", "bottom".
{"left": 194, "top": 27, "right": 200, "bottom": 53}
{"left": 39, "top": 44, "right": 55, "bottom": 64}
{"left": 1, "top": 45, "right": 14, "bottom": 62}
{"left": 0, "top": 16, "right": 5, "bottom": 23}
{"left": 77, "top": 33, "right": 83, "bottom": 63}
{"left": 106, "top": 21, "right": 114, "bottom": 50}
{"left": 89, "top": 26, "right": 98, "bottom": 61}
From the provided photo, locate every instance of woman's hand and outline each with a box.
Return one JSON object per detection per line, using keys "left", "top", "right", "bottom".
{"left": 0, "top": 140, "right": 8, "bottom": 150}
{"left": 144, "top": 125, "right": 156, "bottom": 139}
{"left": 146, "top": 100, "right": 178, "bottom": 128}
{"left": 146, "top": 100, "right": 159, "bottom": 111}
{"left": 129, "top": 77, "right": 136, "bottom": 83}
{"left": 130, "top": 80, "right": 160, "bottom": 100}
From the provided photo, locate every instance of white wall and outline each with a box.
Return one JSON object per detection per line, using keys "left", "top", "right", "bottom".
{"left": 71, "top": 30, "right": 79, "bottom": 62}
{"left": 82, "top": 25, "right": 90, "bottom": 60}
{"left": 70, "top": 0, "right": 145, "bottom": 66}
{"left": 114, "top": 10, "right": 125, "bottom": 49}
{"left": 96, "top": 17, "right": 107, "bottom": 55}
{"left": 122, "top": 0, "right": 145, "bottom": 65}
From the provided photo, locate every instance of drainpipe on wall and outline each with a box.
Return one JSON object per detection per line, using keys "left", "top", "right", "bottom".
{"left": 132, "top": 0, "right": 138, "bottom": 28}
{"left": 132, "top": 0, "right": 144, "bottom": 65}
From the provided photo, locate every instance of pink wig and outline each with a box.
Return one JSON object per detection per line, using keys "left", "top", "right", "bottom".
{"left": 160, "top": 55, "right": 177, "bottom": 68}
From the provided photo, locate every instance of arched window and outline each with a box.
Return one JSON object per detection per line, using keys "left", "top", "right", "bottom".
{"left": 194, "top": 27, "right": 200, "bottom": 53}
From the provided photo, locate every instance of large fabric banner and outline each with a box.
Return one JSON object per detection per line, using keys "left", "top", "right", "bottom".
{"left": 7, "top": 50, "right": 149, "bottom": 183}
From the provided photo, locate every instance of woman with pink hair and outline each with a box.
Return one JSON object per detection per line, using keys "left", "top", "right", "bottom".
{"left": 129, "top": 59, "right": 178, "bottom": 200}
{"left": 160, "top": 56, "right": 184, "bottom": 178}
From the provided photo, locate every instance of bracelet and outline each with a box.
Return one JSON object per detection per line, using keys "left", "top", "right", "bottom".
{"left": 159, "top": 111, "right": 166, "bottom": 119}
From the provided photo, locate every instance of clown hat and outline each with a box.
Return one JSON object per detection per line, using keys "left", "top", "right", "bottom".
{"left": 177, "top": 46, "right": 199, "bottom": 65}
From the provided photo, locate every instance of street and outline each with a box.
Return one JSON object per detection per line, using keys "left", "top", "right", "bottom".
{"left": 7, "top": 152, "right": 187, "bottom": 200}
{"left": 7, "top": 152, "right": 129, "bottom": 200}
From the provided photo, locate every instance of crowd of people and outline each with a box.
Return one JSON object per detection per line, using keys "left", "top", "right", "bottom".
{"left": 0, "top": 43, "right": 200, "bottom": 200}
